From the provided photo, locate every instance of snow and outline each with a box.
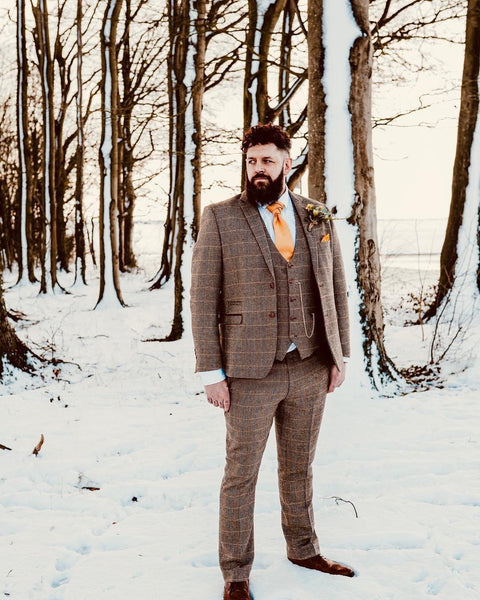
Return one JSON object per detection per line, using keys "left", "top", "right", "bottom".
{"left": 1, "top": 232, "right": 480, "bottom": 599}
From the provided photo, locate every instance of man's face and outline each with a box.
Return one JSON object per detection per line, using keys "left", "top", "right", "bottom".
{"left": 245, "top": 143, "right": 293, "bottom": 206}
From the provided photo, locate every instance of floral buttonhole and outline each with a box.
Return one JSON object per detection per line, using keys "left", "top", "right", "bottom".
{"left": 305, "top": 203, "right": 334, "bottom": 232}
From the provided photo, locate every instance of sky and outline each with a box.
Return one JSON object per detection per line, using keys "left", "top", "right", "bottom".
{"left": 0, "top": 1, "right": 466, "bottom": 222}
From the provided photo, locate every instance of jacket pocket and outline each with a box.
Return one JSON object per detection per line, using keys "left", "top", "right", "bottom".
{"left": 223, "top": 313, "right": 243, "bottom": 325}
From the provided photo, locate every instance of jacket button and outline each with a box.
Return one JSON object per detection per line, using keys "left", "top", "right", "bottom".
{"left": 270, "top": 282, "right": 274, "bottom": 289}
{"left": 290, "top": 316, "right": 296, "bottom": 321}
{"left": 269, "top": 311, "right": 275, "bottom": 318}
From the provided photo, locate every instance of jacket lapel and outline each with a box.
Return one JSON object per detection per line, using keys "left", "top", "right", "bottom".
{"left": 290, "top": 192, "right": 320, "bottom": 273}
{"left": 239, "top": 192, "right": 275, "bottom": 277}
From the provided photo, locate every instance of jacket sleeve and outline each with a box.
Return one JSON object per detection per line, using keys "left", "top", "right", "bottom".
{"left": 190, "top": 204, "right": 224, "bottom": 372}
{"left": 330, "top": 219, "right": 350, "bottom": 359}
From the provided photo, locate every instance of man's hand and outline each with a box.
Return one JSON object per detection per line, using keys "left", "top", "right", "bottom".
{"left": 328, "top": 363, "right": 346, "bottom": 393}
{"left": 204, "top": 379, "right": 231, "bottom": 413}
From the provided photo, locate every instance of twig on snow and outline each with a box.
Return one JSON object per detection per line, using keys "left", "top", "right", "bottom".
{"left": 325, "top": 495, "right": 359, "bottom": 518}
{"left": 32, "top": 434, "right": 45, "bottom": 456}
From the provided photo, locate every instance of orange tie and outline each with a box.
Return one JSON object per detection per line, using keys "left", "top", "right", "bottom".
{"left": 267, "top": 202, "right": 294, "bottom": 261}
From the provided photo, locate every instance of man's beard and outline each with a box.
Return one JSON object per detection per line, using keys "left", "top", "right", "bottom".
{"left": 245, "top": 171, "right": 285, "bottom": 207}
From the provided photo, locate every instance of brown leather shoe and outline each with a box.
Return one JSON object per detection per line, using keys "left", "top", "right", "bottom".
{"left": 288, "top": 554, "right": 355, "bottom": 577}
{"left": 223, "top": 580, "right": 252, "bottom": 600}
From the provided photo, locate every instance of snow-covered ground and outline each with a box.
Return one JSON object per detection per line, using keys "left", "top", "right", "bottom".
{"left": 1, "top": 246, "right": 479, "bottom": 599}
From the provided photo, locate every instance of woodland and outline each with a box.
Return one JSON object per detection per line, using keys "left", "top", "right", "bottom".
{"left": 0, "top": 0, "right": 478, "bottom": 391}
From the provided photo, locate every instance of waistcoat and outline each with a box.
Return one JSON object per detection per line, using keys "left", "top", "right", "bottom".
{"left": 266, "top": 207, "right": 326, "bottom": 361}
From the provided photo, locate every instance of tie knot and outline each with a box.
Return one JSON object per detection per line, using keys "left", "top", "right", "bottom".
{"left": 267, "top": 202, "right": 284, "bottom": 217}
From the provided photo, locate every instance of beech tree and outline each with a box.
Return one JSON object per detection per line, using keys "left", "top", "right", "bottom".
{"left": 308, "top": 0, "right": 398, "bottom": 390}
{"left": 243, "top": 0, "right": 308, "bottom": 185}
{"left": 117, "top": 0, "right": 168, "bottom": 273}
{"left": 425, "top": 0, "right": 480, "bottom": 319}
{"left": 31, "top": 0, "right": 60, "bottom": 294}
{"left": 149, "top": 0, "right": 207, "bottom": 340}
{"left": 73, "top": 0, "right": 86, "bottom": 286}
{"left": 96, "top": 0, "right": 125, "bottom": 308}
{"left": 16, "top": 0, "right": 34, "bottom": 284}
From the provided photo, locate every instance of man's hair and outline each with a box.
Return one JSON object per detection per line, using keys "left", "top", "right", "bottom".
{"left": 241, "top": 123, "right": 291, "bottom": 154}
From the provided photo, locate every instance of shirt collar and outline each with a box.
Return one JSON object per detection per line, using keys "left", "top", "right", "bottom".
{"left": 258, "top": 187, "right": 292, "bottom": 213}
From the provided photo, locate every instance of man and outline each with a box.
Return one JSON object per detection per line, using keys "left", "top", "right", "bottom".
{"left": 191, "top": 124, "right": 354, "bottom": 600}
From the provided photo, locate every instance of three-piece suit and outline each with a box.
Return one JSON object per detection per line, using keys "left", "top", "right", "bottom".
{"left": 190, "top": 190, "right": 350, "bottom": 582}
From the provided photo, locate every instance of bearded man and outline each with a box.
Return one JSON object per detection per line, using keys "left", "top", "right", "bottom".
{"left": 191, "top": 123, "right": 355, "bottom": 600}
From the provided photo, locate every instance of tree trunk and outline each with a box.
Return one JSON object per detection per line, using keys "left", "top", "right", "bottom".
{"left": 242, "top": 0, "right": 307, "bottom": 186}
{"left": 307, "top": 0, "right": 326, "bottom": 202}
{"left": 53, "top": 32, "right": 72, "bottom": 274}
{"left": 425, "top": 0, "right": 480, "bottom": 319}
{"left": 16, "top": 0, "right": 34, "bottom": 285}
{"left": 150, "top": 0, "right": 205, "bottom": 297}
{"left": 96, "top": 0, "right": 125, "bottom": 308}
{"left": 0, "top": 272, "right": 35, "bottom": 378}
{"left": 32, "top": 0, "right": 59, "bottom": 294}
{"left": 243, "top": 0, "right": 287, "bottom": 129}
{"left": 73, "top": 0, "right": 87, "bottom": 286}
{"left": 309, "top": 0, "right": 399, "bottom": 390}
{"left": 118, "top": 0, "right": 137, "bottom": 272}
{"left": 167, "top": 0, "right": 206, "bottom": 340}
{"left": 348, "top": 0, "right": 398, "bottom": 386}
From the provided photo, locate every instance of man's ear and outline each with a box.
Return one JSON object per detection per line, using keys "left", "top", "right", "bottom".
{"left": 283, "top": 157, "right": 293, "bottom": 176}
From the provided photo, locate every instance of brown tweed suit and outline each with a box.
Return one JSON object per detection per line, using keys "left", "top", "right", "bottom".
{"left": 190, "top": 192, "right": 349, "bottom": 378}
{"left": 190, "top": 191, "right": 349, "bottom": 582}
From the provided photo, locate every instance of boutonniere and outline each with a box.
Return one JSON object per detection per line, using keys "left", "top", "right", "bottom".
{"left": 305, "top": 203, "right": 334, "bottom": 232}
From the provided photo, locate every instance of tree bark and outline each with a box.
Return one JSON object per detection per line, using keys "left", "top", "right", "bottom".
{"left": 150, "top": 0, "right": 205, "bottom": 296}
{"left": 308, "top": 0, "right": 398, "bottom": 389}
{"left": 164, "top": 0, "right": 207, "bottom": 340}
{"left": 73, "top": 0, "right": 87, "bottom": 286}
{"left": 16, "top": 0, "right": 34, "bottom": 284}
{"left": 425, "top": 0, "right": 480, "bottom": 319}
{"left": 348, "top": 0, "right": 397, "bottom": 385}
{"left": 96, "top": 0, "right": 125, "bottom": 308}
{"left": 118, "top": 0, "right": 137, "bottom": 272}
{"left": 32, "top": 0, "right": 59, "bottom": 294}
{"left": 307, "top": 0, "right": 326, "bottom": 202}
{"left": 0, "top": 271, "right": 36, "bottom": 378}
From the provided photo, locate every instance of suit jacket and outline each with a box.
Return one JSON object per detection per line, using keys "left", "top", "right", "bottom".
{"left": 190, "top": 191, "right": 350, "bottom": 379}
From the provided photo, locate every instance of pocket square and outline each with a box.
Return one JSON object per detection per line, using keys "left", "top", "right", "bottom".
{"left": 321, "top": 233, "right": 330, "bottom": 243}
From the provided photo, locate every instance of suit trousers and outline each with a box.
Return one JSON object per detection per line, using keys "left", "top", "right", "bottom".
{"left": 219, "top": 349, "right": 329, "bottom": 582}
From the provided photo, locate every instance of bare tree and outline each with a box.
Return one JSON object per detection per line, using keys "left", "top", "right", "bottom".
{"left": 16, "top": 0, "right": 34, "bottom": 284}
{"left": 425, "top": 0, "right": 480, "bottom": 319}
{"left": 149, "top": 0, "right": 206, "bottom": 341}
{"left": 31, "top": 0, "right": 61, "bottom": 294}
{"left": 243, "top": 0, "right": 308, "bottom": 184}
{"left": 117, "top": 0, "right": 168, "bottom": 273}
{"left": 73, "top": 0, "right": 86, "bottom": 286}
{"left": 96, "top": 0, "right": 125, "bottom": 308}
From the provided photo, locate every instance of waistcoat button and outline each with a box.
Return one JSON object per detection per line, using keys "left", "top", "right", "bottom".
{"left": 269, "top": 311, "right": 275, "bottom": 318}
